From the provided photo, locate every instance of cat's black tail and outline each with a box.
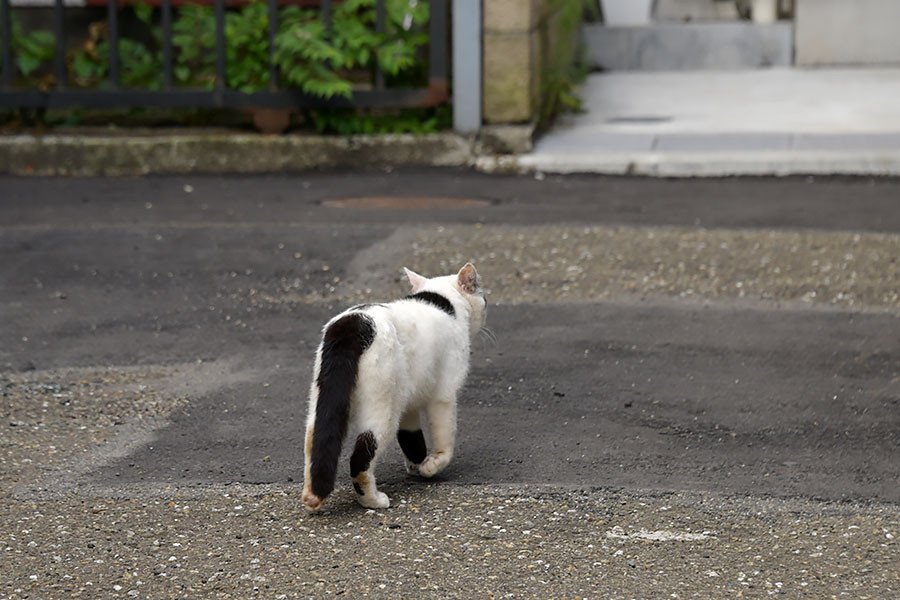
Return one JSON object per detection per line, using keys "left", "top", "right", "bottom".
{"left": 307, "top": 312, "right": 375, "bottom": 504}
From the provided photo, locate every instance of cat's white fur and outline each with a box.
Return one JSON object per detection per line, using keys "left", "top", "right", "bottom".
{"left": 302, "top": 263, "right": 486, "bottom": 510}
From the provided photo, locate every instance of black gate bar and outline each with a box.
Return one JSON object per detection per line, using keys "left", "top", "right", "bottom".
{"left": 108, "top": 0, "right": 119, "bottom": 87}
{"left": 321, "top": 0, "right": 331, "bottom": 35}
{"left": 53, "top": 0, "right": 65, "bottom": 89}
{"left": 429, "top": 0, "right": 447, "bottom": 84}
{"left": 267, "top": 0, "right": 277, "bottom": 90}
{"left": 375, "top": 0, "right": 385, "bottom": 90}
{"left": 215, "top": 0, "right": 225, "bottom": 91}
{"left": 1, "top": 0, "right": 11, "bottom": 88}
{"left": 162, "top": 0, "right": 173, "bottom": 89}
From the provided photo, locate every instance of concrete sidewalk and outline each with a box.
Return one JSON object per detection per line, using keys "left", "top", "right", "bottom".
{"left": 518, "top": 68, "right": 900, "bottom": 176}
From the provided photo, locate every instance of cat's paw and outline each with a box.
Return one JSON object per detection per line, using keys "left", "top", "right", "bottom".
{"left": 418, "top": 453, "right": 450, "bottom": 478}
{"left": 357, "top": 491, "right": 390, "bottom": 509}
{"left": 404, "top": 459, "right": 420, "bottom": 475}
{"left": 302, "top": 490, "right": 325, "bottom": 512}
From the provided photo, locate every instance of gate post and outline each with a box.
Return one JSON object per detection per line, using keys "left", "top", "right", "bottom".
{"left": 452, "top": 0, "right": 482, "bottom": 133}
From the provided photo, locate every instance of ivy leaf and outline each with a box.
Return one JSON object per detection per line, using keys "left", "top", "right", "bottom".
{"left": 174, "top": 64, "right": 190, "bottom": 82}
{"left": 134, "top": 1, "right": 154, "bottom": 25}
{"left": 17, "top": 54, "right": 41, "bottom": 77}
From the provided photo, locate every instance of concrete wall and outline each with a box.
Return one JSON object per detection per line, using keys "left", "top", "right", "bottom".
{"left": 796, "top": 0, "right": 900, "bottom": 66}
{"left": 585, "top": 22, "right": 793, "bottom": 70}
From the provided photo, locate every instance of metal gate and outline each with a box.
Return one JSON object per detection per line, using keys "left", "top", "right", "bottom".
{"left": 0, "top": 0, "right": 448, "bottom": 110}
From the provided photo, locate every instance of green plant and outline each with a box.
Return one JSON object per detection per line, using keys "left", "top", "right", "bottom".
{"left": 170, "top": 5, "right": 215, "bottom": 87}
{"left": 2, "top": 0, "right": 445, "bottom": 133}
{"left": 71, "top": 4, "right": 163, "bottom": 89}
{"left": 274, "top": 0, "right": 429, "bottom": 98}
{"left": 378, "top": 0, "right": 429, "bottom": 77}
{"left": 538, "top": 0, "right": 598, "bottom": 127}
{"left": 308, "top": 104, "right": 450, "bottom": 135}
{"left": 226, "top": 1, "right": 272, "bottom": 92}
{"left": 0, "top": 12, "right": 55, "bottom": 79}
{"left": 172, "top": 1, "right": 274, "bottom": 91}
{"left": 169, "top": 0, "right": 430, "bottom": 98}
{"left": 4, "top": 0, "right": 430, "bottom": 99}
{"left": 274, "top": 5, "right": 351, "bottom": 97}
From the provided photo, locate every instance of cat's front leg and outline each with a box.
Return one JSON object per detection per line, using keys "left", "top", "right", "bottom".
{"left": 419, "top": 399, "right": 456, "bottom": 478}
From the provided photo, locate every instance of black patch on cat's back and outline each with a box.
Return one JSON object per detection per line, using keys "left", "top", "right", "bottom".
{"left": 398, "top": 429, "right": 427, "bottom": 465}
{"left": 406, "top": 291, "right": 455, "bottom": 317}
{"left": 350, "top": 431, "right": 377, "bottom": 477}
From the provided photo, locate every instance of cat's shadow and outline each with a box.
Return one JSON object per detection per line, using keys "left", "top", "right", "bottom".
{"left": 307, "top": 467, "right": 457, "bottom": 517}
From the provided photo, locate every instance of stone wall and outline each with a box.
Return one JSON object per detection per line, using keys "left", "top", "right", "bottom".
{"left": 482, "top": 0, "right": 583, "bottom": 125}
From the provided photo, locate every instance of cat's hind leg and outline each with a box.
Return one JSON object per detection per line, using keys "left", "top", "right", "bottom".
{"left": 301, "top": 424, "right": 324, "bottom": 511}
{"left": 350, "top": 430, "right": 390, "bottom": 509}
{"left": 419, "top": 399, "right": 456, "bottom": 478}
{"left": 398, "top": 410, "right": 427, "bottom": 475}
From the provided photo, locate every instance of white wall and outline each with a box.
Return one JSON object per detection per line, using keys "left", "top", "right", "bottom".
{"left": 796, "top": 0, "right": 900, "bottom": 66}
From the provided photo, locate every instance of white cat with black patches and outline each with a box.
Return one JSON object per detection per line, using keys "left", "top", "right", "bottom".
{"left": 302, "top": 264, "right": 488, "bottom": 511}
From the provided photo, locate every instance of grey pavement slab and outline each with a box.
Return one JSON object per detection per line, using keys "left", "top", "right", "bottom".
{"left": 555, "top": 69, "right": 900, "bottom": 135}
{"left": 792, "top": 133, "right": 900, "bottom": 151}
{"left": 655, "top": 132, "right": 791, "bottom": 151}
{"left": 532, "top": 131, "right": 656, "bottom": 153}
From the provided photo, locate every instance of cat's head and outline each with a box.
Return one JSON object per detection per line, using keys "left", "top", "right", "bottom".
{"left": 404, "top": 263, "right": 487, "bottom": 336}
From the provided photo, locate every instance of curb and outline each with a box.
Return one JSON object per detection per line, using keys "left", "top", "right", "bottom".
{"left": 0, "top": 132, "right": 477, "bottom": 176}
{"left": 4, "top": 131, "right": 900, "bottom": 177}
{"left": 512, "top": 150, "right": 900, "bottom": 177}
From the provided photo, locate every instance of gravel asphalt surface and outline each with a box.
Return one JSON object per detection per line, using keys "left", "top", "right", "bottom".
{"left": 1, "top": 171, "right": 899, "bottom": 599}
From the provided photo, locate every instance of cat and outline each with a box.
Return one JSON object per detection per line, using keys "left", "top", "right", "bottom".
{"left": 301, "top": 263, "right": 488, "bottom": 511}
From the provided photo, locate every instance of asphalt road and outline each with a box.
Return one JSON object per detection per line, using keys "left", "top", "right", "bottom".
{"left": 1, "top": 171, "right": 898, "bottom": 598}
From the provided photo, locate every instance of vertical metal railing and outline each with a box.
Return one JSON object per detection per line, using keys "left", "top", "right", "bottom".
{"left": 0, "top": 0, "right": 9, "bottom": 89}
{"left": 267, "top": 0, "right": 277, "bottom": 90}
{"left": 0, "top": 0, "right": 10, "bottom": 89}
{"left": 429, "top": 0, "right": 447, "bottom": 87}
{"left": 108, "top": 0, "right": 120, "bottom": 87}
{"left": 375, "top": 0, "right": 385, "bottom": 90}
{"left": 161, "top": 0, "right": 173, "bottom": 89}
{"left": 214, "top": 0, "right": 225, "bottom": 92}
{"left": 53, "top": 0, "right": 65, "bottom": 89}
{"left": 321, "top": 0, "right": 331, "bottom": 34}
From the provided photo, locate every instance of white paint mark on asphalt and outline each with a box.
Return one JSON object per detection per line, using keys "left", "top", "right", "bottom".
{"left": 605, "top": 525, "right": 714, "bottom": 541}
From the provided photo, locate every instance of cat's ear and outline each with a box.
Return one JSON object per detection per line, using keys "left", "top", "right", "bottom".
{"left": 403, "top": 267, "right": 427, "bottom": 293}
{"left": 456, "top": 263, "right": 481, "bottom": 295}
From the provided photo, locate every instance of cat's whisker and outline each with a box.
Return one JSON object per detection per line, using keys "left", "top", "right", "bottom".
{"left": 479, "top": 326, "right": 498, "bottom": 346}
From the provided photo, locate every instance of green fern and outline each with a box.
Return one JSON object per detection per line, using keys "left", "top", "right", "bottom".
{"left": 4, "top": 0, "right": 433, "bottom": 102}
{"left": 0, "top": 12, "right": 55, "bottom": 78}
